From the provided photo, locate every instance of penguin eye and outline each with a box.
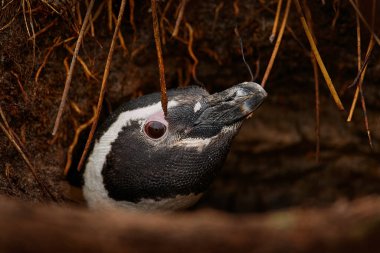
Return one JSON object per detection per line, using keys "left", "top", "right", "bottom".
{"left": 144, "top": 121, "right": 167, "bottom": 139}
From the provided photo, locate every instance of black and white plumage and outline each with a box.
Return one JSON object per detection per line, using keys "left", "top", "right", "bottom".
{"left": 83, "top": 82, "right": 267, "bottom": 211}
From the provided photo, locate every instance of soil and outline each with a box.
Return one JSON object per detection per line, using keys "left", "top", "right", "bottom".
{"left": 1, "top": 0, "right": 380, "bottom": 214}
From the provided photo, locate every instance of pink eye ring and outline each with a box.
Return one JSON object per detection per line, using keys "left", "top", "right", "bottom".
{"left": 144, "top": 121, "right": 167, "bottom": 139}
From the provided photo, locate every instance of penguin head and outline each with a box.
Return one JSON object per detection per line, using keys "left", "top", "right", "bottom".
{"left": 83, "top": 82, "right": 267, "bottom": 211}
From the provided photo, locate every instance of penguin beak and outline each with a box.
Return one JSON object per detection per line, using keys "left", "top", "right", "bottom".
{"left": 194, "top": 82, "right": 267, "bottom": 126}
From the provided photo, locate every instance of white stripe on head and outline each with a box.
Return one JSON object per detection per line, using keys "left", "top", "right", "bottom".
{"left": 193, "top": 102, "right": 201, "bottom": 113}
{"left": 170, "top": 124, "right": 239, "bottom": 152}
{"left": 172, "top": 137, "right": 213, "bottom": 152}
{"left": 83, "top": 100, "right": 178, "bottom": 209}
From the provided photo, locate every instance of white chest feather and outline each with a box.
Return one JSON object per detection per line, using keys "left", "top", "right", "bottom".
{"left": 83, "top": 100, "right": 180, "bottom": 211}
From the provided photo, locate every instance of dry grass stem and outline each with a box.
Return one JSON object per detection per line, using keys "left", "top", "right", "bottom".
{"left": 21, "top": 0, "right": 30, "bottom": 37}
{"left": 270, "top": 0, "right": 283, "bottom": 42}
{"left": 262, "top": 5, "right": 308, "bottom": 53}
{"left": 348, "top": 0, "right": 380, "bottom": 47}
{"left": 352, "top": 43, "right": 375, "bottom": 149}
{"left": 70, "top": 102, "right": 85, "bottom": 115}
{"left": 1, "top": 2, "right": 21, "bottom": 31}
{"left": 347, "top": 0, "right": 362, "bottom": 122}
{"left": 112, "top": 13, "right": 128, "bottom": 55}
{"left": 107, "top": 0, "right": 113, "bottom": 31}
{"left": 76, "top": 1, "right": 82, "bottom": 27}
{"left": 302, "top": 1, "right": 321, "bottom": 161}
{"left": 63, "top": 44, "right": 98, "bottom": 80}
{"left": 235, "top": 27, "right": 254, "bottom": 81}
{"left": 311, "top": 55, "right": 320, "bottom": 162}
{"left": 347, "top": 0, "right": 375, "bottom": 123}
{"left": 39, "top": 0, "right": 59, "bottom": 13}
{"left": 63, "top": 57, "right": 70, "bottom": 74}
{"left": 28, "top": 18, "right": 57, "bottom": 40}
{"left": 347, "top": 0, "right": 375, "bottom": 149}
{"left": 261, "top": 0, "right": 291, "bottom": 87}
{"left": 293, "top": 0, "right": 344, "bottom": 111}
{"left": 52, "top": 0, "right": 95, "bottom": 136}
{"left": 22, "top": 0, "right": 36, "bottom": 69}
{"left": 77, "top": 0, "right": 127, "bottom": 172}
{"left": 331, "top": 0, "right": 340, "bottom": 28}
{"left": 159, "top": 0, "right": 174, "bottom": 45}
{"left": 85, "top": 0, "right": 95, "bottom": 36}
{"left": 129, "top": 0, "right": 137, "bottom": 43}
{"left": 360, "top": 0, "right": 376, "bottom": 149}
{"left": 151, "top": 0, "right": 168, "bottom": 116}
{"left": 84, "top": 2, "right": 105, "bottom": 35}
{"left": 0, "top": 11, "right": 18, "bottom": 31}
{"left": 1, "top": 0, "right": 15, "bottom": 10}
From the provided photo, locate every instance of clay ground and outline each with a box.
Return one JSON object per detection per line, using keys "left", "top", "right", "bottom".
{"left": 0, "top": 0, "right": 380, "bottom": 252}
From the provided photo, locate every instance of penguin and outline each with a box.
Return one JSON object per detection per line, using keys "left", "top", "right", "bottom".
{"left": 83, "top": 82, "right": 267, "bottom": 211}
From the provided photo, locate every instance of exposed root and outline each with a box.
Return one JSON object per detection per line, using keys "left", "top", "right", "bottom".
{"left": 35, "top": 36, "right": 62, "bottom": 83}
{"left": 185, "top": 22, "right": 202, "bottom": 85}
{"left": 200, "top": 47, "right": 222, "bottom": 65}
{"left": 211, "top": 2, "right": 224, "bottom": 33}
{"left": 172, "top": 0, "right": 187, "bottom": 38}
{"left": 64, "top": 106, "right": 96, "bottom": 176}
{"left": 10, "top": 71, "right": 29, "bottom": 103}
{"left": 130, "top": 44, "right": 147, "bottom": 60}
